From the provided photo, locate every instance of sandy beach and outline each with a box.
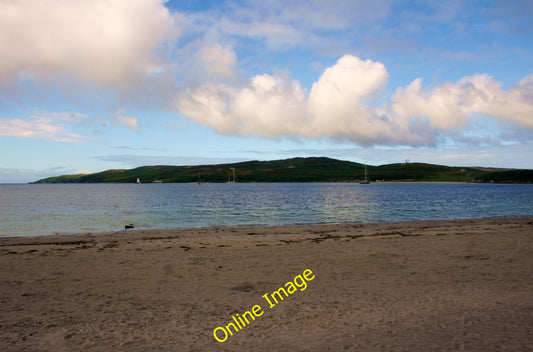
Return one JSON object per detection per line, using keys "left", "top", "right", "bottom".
{"left": 1, "top": 217, "right": 532, "bottom": 351}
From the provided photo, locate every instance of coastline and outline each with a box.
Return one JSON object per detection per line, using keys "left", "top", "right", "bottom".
{"left": 1, "top": 214, "right": 533, "bottom": 242}
{"left": 1, "top": 217, "right": 532, "bottom": 351}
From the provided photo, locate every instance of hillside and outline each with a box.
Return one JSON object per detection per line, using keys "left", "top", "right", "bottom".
{"left": 33, "top": 157, "right": 533, "bottom": 184}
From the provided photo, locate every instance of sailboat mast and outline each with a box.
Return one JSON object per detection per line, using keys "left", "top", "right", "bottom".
{"left": 359, "top": 163, "right": 370, "bottom": 184}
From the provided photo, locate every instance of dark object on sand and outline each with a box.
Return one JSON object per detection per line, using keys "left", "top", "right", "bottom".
{"left": 125, "top": 224, "right": 134, "bottom": 229}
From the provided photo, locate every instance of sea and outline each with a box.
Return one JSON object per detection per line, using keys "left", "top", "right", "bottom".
{"left": 1, "top": 182, "right": 533, "bottom": 237}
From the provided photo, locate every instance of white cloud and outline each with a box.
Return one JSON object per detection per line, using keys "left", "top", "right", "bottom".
{"left": 116, "top": 116, "right": 138, "bottom": 130}
{"left": 0, "top": 112, "right": 91, "bottom": 143}
{"left": 0, "top": 0, "right": 176, "bottom": 87}
{"left": 222, "top": 0, "right": 390, "bottom": 46}
{"left": 177, "top": 55, "right": 533, "bottom": 147}
{"left": 392, "top": 74, "right": 533, "bottom": 130}
{"left": 305, "top": 56, "right": 402, "bottom": 144}
{"left": 198, "top": 43, "right": 236, "bottom": 77}
{"left": 1, "top": 1, "right": 531, "bottom": 153}
{"left": 238, "top": 22, "right": 326, "bottom": 50}
{"left": 178, "top": 55, "right": 432, "bottom": 145}
{"left": 176, "top": 0, "right": 392, "bottom": 55}
{"left": 178, "top": 73, "right": 307, "bottom": 137}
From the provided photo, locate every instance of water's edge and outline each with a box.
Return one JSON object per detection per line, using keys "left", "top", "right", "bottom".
{"left": 2, "top": 183, "right": 533, "bottom": 237}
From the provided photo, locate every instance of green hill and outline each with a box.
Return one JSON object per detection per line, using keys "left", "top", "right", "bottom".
{"left": 33, "top": 157, "right": 533, "bottom": 184}
{"left": 478, "top": 169, "right": 533, "bottom": 183}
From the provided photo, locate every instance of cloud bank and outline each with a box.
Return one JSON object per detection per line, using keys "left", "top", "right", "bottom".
{"left": 0, "top": 0, "right": 175, "bottom": 87}
{"left": 1, "top": 1, "right": 531, "bottom": 149}
{"left": 116, "top": 116, "right": 138, "bottom": 131}
{"left": 178, "top": 55, "right": 533, "bottom": 147}
{"left": 392, "top": 74, "right": 533, "bottom": 130}
{"left": 0, "top": 112, "right": 90, "bottom": 143}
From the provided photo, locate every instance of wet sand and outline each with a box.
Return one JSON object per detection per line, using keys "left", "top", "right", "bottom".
{"left": 1, "top": 217, "right": 532, "bottom": 351}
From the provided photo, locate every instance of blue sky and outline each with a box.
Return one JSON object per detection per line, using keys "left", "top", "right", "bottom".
{"left": 0, "top": 0, "right": 532, "bottom": 183}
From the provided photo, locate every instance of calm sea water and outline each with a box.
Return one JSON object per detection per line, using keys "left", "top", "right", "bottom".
{"left": 1, "top": 183, "right": 532, "bottom": 237}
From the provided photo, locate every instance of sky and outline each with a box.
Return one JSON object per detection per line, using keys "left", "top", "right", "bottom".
{"left": 0, "top": 0, "right": 532, "bottom": 183}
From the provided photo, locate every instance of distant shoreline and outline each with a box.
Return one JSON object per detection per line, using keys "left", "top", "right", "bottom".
{"left": 31, "top": 157, "right": 533, "bottom": 184}
{"left": 24, "top": 180, "right": 533, "bottom": 185}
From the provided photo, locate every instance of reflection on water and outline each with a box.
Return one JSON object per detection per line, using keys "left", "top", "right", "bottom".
{"left": 1, "top": 182, "right": 532, "bottom": 236}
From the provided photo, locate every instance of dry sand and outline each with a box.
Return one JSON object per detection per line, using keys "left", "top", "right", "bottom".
{"left": 1, "top": 217, "right": 532, "bottom": 351}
